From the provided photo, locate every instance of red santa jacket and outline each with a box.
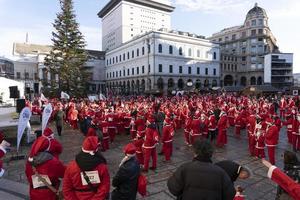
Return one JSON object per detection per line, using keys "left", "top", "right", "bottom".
{"left": 162, "top": 124, "right": 175, "bottom": 143}
{"left": 292, "top": 119, "right": 300, "bottom": 135}
{"left": 100, "top": 121, "right": 110, "bottom": 140}
{"left": 247, "top": 115, "right": 256, "bottom": 135}
{"left": 25, "top": 157, "right": 65, "bottom": 200}
{"left": 133, "top": 138, "right": 144, "bottom": 154}
{"left": 208, "top": 114, "right": 217, "bottom": 131}
{"left": 143, "top": 127, "right": 159, "bottom": 149}
{"left": 218, "top": 115, "right": 228, "bottom": 131}
{"left": 199, "top": 118, "right": 209, "bottom": 134}
{"left": 235, "top": 113, "right": 243, "bottom": 127}
{"left": 0, "top": 145, "right": 6, "bottom": 177}
{"left": 191, "top": 118, "right": 201, "bottom": 136}
{"left": 268, "top": 166, "right": 300, "bottom": 200}
{"left": 63, "top": 161, "right": 110, "bottom": 200}
{"left": 265, "top": 125, "right": 279, "bottom": 146}
{"left": 283, "top": 117, "right": 293, "bottom": 132}
{"left": 135, "top": 117, "right": 146, "bottom": 137}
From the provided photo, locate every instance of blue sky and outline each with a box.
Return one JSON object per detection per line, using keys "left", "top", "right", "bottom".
{"left": 0, "top": 0, "right": 299, "bottom": 72}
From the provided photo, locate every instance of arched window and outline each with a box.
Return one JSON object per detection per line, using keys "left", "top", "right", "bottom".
{"left": 169, "top": 45, "right": 173, "bottom": 54}
{"left": 197, "top": 50, "right": 200, "bottom": 57}
{"left": 158, "top": 44, "right": 162, "bottom": 53}
{"left": 137, "top": 48, "right": 139, "bottom": 57}
{"left": 179, "top": 47, "right": 183, "bottom": 55}
{"left": 188, "top": 48, "right": 192, "bottom": 56}
{"left": 213, "top": 52, "right": 217, "bottom": 60}
{"left": 142, "top": 47, "right": 145, "bottom": 55}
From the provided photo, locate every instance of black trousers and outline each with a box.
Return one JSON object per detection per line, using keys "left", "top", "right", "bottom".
{"left": 56, "top": 125, "right": 62, "bottom": 136}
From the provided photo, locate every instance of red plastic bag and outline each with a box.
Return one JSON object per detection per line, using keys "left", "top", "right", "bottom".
{"left": 138, "top": 174, "right": 147, "bottom": 197}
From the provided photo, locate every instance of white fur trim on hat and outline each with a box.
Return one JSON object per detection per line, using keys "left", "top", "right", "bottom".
{"left": 0, "top": 168, "right": 5, "bottom": 177}
{"left": 267, "top": 165, "right": 277, "bottom": 179}
{"left": 126, "top": 153, "right": 136, "bottom": 157}
{"left": 28, "top": 157, "right": 34, "bottom": 162}
{"left": 0, "top": 145, "right": 7, "bottom": 154}
{"left": 82, "top": 147, "right": 95, "bottom": 155}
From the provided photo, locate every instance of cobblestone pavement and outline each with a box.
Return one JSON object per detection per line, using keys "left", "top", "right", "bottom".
{"left": 1, "top": 122, "right": 298, "bottom": 200}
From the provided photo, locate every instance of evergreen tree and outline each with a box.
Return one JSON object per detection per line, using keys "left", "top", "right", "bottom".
{"left": 44, "top": 0, "right": 88, "bottom": 97}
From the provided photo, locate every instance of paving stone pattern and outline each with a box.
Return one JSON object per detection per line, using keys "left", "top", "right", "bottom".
{"left": 1, "top": 123, "right": 298, "bottom": 200}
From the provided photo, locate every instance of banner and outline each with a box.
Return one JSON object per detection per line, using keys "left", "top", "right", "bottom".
{"left": 61, "top": 91, "right": 70, "bottom": 99}
{"left": 17, "top": 107, "right": 32, "bottom": 151}
{"left": 42, "top": 103, "right": 53, "bottom": 134}
{"left": 40, "top": 93, "right": 48, "bottom": 102}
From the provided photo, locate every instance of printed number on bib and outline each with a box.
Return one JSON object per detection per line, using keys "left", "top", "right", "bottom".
{"left": 32, "top": 174, "right": 52, "bottom": 189}
{"left": 80, "top": 171, "right": 101, "bottom": 186}
{"left": 256, "top": 124, "right": 262, "bottom": 129}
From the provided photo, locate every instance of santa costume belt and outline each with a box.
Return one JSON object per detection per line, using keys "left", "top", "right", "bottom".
{"left": 136, "top": 151, "right": 143, "bottom": 154}
{"left": 191, "top": 133, "right": 202, "bottom": 136}
{"left": 208, "top": 129, "right": 216, "bottom": 131}
{"left": 137, "top": 130, "right": 145, "bottom": 133}
{"left": 142, "top": 145, "right": 156, "bottom": 149}
{"left": 164, "top": 139, "right": 173, "bottom": 143}
{"left": 103, "top": 136, "right": 110, "bottom": 140}
{"left": 255, "top": 145, "right": 265, "bottom": 149}
{"left": 266, "top": 144, "right": 277, "bottom": 147}
{"left": 74, "top": 185, "right": 100, "bottom": 192}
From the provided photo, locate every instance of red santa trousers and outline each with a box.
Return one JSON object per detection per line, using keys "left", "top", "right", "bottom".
{"left": 70, "top": 120, "right": 78, "bottom": 129}
{"left": 235, "top": 126, "right": 241, "bottom": 136}
{"left": 130, "top": 130, "right": 137, "bottom": 140}
{"left": 254, "top": 147, "right": 265, "bottom": 158}
{"left": 216, "top": 130, "right": 227, "bottom": 147}
{"left": 184, "top": 130, "right": 190, "bottom": 145}
{"left": 267, "top": 146, "right": 276, "bottom": 165}
{"left": 162, "top": 142, "right": 173, "bottom": 161}
{"left": 287, "top": 131, "right": 292, "bottom": 144}
{"left": 143, "top": 147, "right": 157, "bottom": 171}
{"left": 292, "top": 134, "right": 300, "bottom": 150}
{"left": 101, "top": 138, "right": 110, "bottom": 151}
{"left": 248, "top": 135, "right": 256, "bottom": 156}
{"left": 280, "top": 109, "right": 285, "bottom": 118}
{"left": 108, "top": 127, "right": 117, "bottom": 143}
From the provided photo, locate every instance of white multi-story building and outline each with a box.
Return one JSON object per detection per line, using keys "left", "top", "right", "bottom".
{"left": 98, "top": 0, "right": 174, "bottom": 51}
{"left": 105, "top": 29, "right": 220, "bottom": 94}
{"left": 264, "top": 53, "right": 293, "bottom": 89}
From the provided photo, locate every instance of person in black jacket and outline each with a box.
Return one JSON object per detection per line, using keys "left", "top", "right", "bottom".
{"left": 167, "top": 139, "right": 236, "bottom": 200}
{"left": 111, "top": 143, "right": 140, "bottom": 200}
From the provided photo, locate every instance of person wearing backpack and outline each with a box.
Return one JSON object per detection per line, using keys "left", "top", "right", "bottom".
{"left": 276, "top": 151, "right": 300, "bottom": 200}
{"left": 63, "top": 136, "right": 110, "bottom": 200}
{"left": 111, "top": 143, "right": 140, "bottom": 200}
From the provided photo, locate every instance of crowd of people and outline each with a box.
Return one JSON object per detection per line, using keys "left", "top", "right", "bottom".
{"left": 1, "top": 93, "right": 300, "bottom": 199}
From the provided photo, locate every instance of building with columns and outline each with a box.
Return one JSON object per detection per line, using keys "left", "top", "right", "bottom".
{"left": 100, "top": 0, "right": 220, "bottom": 94}
{"left": 208, "top": 3, "right": 291, "bottom": 88}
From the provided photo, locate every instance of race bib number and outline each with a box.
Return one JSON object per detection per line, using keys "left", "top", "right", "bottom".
{"left": 287, "top": 125, "right": 292, "bottom": 129}
{"left": 256, "top": 124, "right": 262, "bottom": 129}
{"left": 32, "top": 174, "right": 52, "bottom": 189}
{"left": 80, "top": 171, "right": 101, "bottom": 186}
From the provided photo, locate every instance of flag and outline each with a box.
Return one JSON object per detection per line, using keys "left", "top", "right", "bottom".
{"left": 61, "top": 91, "right": 70, "bottom": 99}
{"left": 17, "top": 107, "right": 32, "bottom": 151}
{"left": 40, "top": 93, "right": 48, "bottom": 102}
{"left": 42, "top": 103, "right": 53, "bottom": 134}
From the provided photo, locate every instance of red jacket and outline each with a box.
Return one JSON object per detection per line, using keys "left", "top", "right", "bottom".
{"left": 135, "top": 117, "right": 146, "bottom": 137}
{"left": 63, "top": 161, "right": 110, "bottom": 200}
{"left": 208, "top": 114, "right": 217, "bottom": 131}
{"left": 268, "top": 166, "right": 300, "bottom": 200}
{"left": 143, "top": 127, "right": 159, "bottom": 149}
{"left": 292, "top": 120, "right": 300, "bottom": 135}
{"left": 283, "top": 117, "right": 293, "bottom": 132}
{"left": 191, "top": 118, "right": 201, "bottom": 136}
{"left": 265, "top": 125, "right": 279, "bottom": 146}
{"left": 133, "top": 138, "right": 144, "bottom": 154}
{"left": 218, "top": 115, "right": 228, "bottom": 131}
{"left": 25, "top": 158, "right": 65, "bottom": 200}
{"left": 162, "top": 124, "right": 174, "bottom": 143}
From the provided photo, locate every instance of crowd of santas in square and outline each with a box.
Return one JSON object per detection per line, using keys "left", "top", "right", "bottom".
{"left": 4, "top": 94, "right": 300, "bottom": 200}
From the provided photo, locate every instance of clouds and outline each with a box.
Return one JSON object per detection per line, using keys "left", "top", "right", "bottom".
{"left": 174, "top": 0, "right": 252, "bottom": 13}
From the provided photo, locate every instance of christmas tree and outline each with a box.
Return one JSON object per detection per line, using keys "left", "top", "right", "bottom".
{"left": 44, "top": 0, "right": 88, "bottom": 97}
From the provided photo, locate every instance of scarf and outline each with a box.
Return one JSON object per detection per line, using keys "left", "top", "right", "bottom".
{"left": 76, "top": 150, "right": 107, "bottom": 171}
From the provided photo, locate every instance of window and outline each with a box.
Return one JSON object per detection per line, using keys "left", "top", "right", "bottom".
{"left": 109, "top": 72, "right": 111, "bottom": 78}
{"left": 213, "top": 52, "right": 217, "bottom": 60}
{"left": 179, "top": 66, "right": 182, "bottom": 74}
{"left": 159, "top": 64, "right": 162, "bottom": 73}
{"left": 123, "top": 70, "right": 125, "bottom": 77}
{"left": 127, "top": 69, "right": 130, "bottom": 76}
{"left": 232, "top": 34, "right": 236, "bottom": 40}
{"left": 258, "top": 29, "right": 263, "bottom": 34}
{"left": 132, "top": 68, "right": 134, "bottom": 75}
{"left": 142, "top": 66, "right": 145, "bottom": 74}
{"left": 142, "top": 47, "right": 145, "bottom": 55}
{"left": 116, "top": 71, "right": 118, "bottom": 77}
{"left": 123, "top": 53, "right": 125, "bottom": 61}
{"left": 197, "top": 50, "right": 200, "bottom": 57}
{"left": 197, "top": 67, "right": 200, "bottom": 74}
{"left": 213, "top": 68, "right": 216, "bottom": 75}
{"left": 132, "top": 50, "right": 134, "bottom": 58}
{"left": 106, "top": 60, "right": 108, "bottom": 66}
{"left": 113, "top": 57, "right": 115, "bottom": 64}
{"left": 251, "top": 20, "right": 256, "bottom": 26}
{"left": 107, "top": 73, "right": 108, "bottom": 78}
{"left": 169, "top": 65, "right": 173, "bottom": 73}
{"left": 16, "top": 72, "right": 21, "bottom": 79}
{"left": 113, "top": 72, "right": 115, "bottom": 78}
{"left": 110, "top": 58, "right": 111, "bottom": 65}
{"left": 127, "top": 52, "right": 130, "bottom": 59}
{"left": 116, "top": 56, "right": 118, "bottom": 63}
{"left": 242, "top": 56, "right": 246, "bottom": 61}
{"left": 25, "top": 72, "right": 29, "bottom": 79}
{"left": 188, "top": 48, "right": 192, "bottom": 56}
{"left": 258, "top": 19, "right": 263, "bottom": 25}
{"left": 179, "top": 47, "right": 183, "bottom": 55}
{"left": 158, "top": 44, "right": 162, "bottom": 53}
{"left": 148, "top": 64, "right": 150, "bottom": 73}
{"left": 137, "top": 49, "right": 139, "bottom": 57}
{"left": 119, "top": 55, "right": 121, "bottom": 62}
{"left": 242, "top": 32, "right": 246, "bottom": 38}
{"left": 169, "top": 45, "right": 173, "bottom": 54}
{"left": 251, "top": 29, "right": 256, "bottom": 36}
{"left": 188, "top": 67, "right": 191, "bottom": 74}
{"left": 219, "top": 38, "right": 222, "bottom": 42}
{"left": 148, "top": 44, "right": 150, "bottom": 53}
{"left": 205, "top": 68, "right": 208, "bottom": 75}
{"left": 137, "top": 67, "right": 139, "bottom": 75}
{"left": 119, "top": 70, "right": 122, "bottom": 77}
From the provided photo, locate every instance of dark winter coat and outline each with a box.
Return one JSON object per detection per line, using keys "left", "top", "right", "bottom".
{"left": 111, "top": 157, "right": 140, "bottom": 200}
{"left": 167, "top": 156, "right": 236, "bottom": 200}
{"left": 54, "top": 110, "right": 64, "bottom": 127}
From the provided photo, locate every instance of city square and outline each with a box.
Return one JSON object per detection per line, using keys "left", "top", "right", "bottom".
{"left": 0, "top": 0, "right": 300, "bottom": 200}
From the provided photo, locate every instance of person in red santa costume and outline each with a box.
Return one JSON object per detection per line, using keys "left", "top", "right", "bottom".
{"left": 262, "top": 159, "right": 300, "bottom": 200}
{"left": 283, "top": 111, "right": 293, "bottom": 144}
{"left": 183, "top": 112, "right": 193, "bottom": 146}
{"left": 279, "top": 97, "right": 287, "bottom": 118}
{"left": 200, "top": 113, "right": 209, "bottom": 139}
{"left": 100, "top": 119, "right": 110, "bottom": 152}
{"left": 254, "top": 124, "right": 265, "bottom": 159}
{"left": 68, "top": 103, "right": 79, "bottom": 129}
{"left": 0, "top": 131, "right": 10, "bottom": 178}
{"left": 234, "top": 111, "right": 243, "bottom": 138}
{"left": 216, "top": 110, "right": 228, "bottom": 148}
{"left": 265, "top": 118, "right": 279, "bottom": 165}
{"left": 135, "top": 111, "right": 146, "bottom": 139}
{"left": 208, "top": 110, "right": 217, "bottom": 142}
{"left": 247, "top": 111, "right": 257, "bottom": 156}
{"left": 63, "top": 136, "right": 110, "bottom": 200}
{"left": 25, "top": 128, "right": 65, "bottom": 200}
{"left": 292, "top": 113, "right": 300, "bottom": 152}
{"left": 142, "top": 115, "right": 159, "bottom": 172}
{"left": 106, "top": 109, "right": 118, "bottom": 143}
{"left": 162, "top": 115, "right": 175, "bottom": 161}
{"left": 190, "top": 111, "right": 202, "bottom": 145}
{"left": 133, "top": 134, "right": 144, "bottom": 166}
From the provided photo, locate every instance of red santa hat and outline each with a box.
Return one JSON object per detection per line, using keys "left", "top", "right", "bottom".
{"left": 265, "top": 118, "right": 273, "bottom": 125}
{"left": 43, "top": 127, "right": 54, "bottom": 138}
{"left": 0, "top": 131, "right": 4, "bottom": 143}
{"left": 82, "top": 136, "right": 99, "bottom": 156}
{"left": 28, "top": 137, "right": 51, "bottom": 162}
{"left": 123, "top": 143, "right": 136, "bottom": 156}
{"left": 164, "top": 117, "right": 172, "bottom": 125}
{"left": 219, "top": 110, "right": 226, "bottom": 117}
